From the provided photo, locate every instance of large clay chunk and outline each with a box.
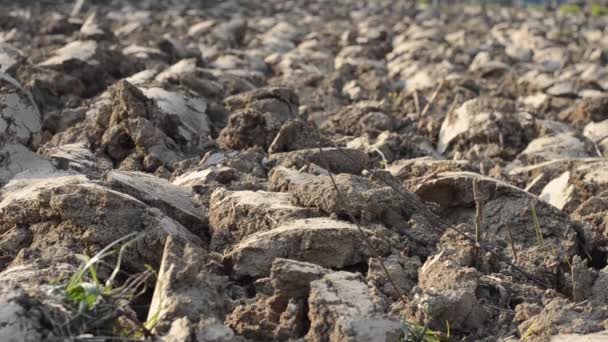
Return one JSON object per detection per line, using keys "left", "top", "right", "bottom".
{"left": 226, "top": 258, "right": 329, "bottom": 341}
{"left": 0, "top": 143, "right": 54, "bottom": 186}
{"left": 540, "top": 160, "right": 608, "bottom": 213}
{"left": 225, "top": 218, "right": 392, "bottom": 278}
{"left": 45, "top": 80, "right": 211, "bottom": 172}
{"left": 208, "top": 189, "right": 320, "bottom": 250}
{"left": 415, "top": 172, "right": 582, "bottom": 278}
{"left": 107, "top": 170, "right": 208, "bottom": 239}
{"left": 0, "top": 90, "right": 42, "bottom": 147}
{"left": 0, "top": 174, "right": 198, "bottom": 273}
{"left": 219, "top": 87, "right": 299, "bottom": 150}
{"left": 438, "top": 97, "right": 536, "bottom": 159}
{"left": 0, "top": 282, "right": 45, "bottom": 342}
{"left": 268, "top": 166, "right": 423, "bottom": 221}
{"left": 267, "top": 147, "right": 370, "bottom": 175}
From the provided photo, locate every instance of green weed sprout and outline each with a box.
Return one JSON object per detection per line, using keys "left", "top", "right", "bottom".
{"left": 591, "top": 5, "right": 608, "bottom": 17}
{"left": 559, "top": 4, "right": 581, "bottom": 14}
{"left": 61, "top": 232, "right": 163, "bottom": 339}
{"left": 66, "top": 232, "right": 140, "bottom": 312}
{"left": 401, "top": 301, "right": 445, "bottom": 342}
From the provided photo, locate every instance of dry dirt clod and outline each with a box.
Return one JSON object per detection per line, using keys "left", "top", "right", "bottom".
{"left": 415, "top": 171, "right": 584, "bottom": 288}
{"left": 0, "top": 142, "right": 54, "bottom": 186}
{"left": 268, "top": 119, "right": 321, "bottom": 153}
{"left": 1, "top": 93, "right": 42, "bottom": 146}
{"left": 307, "top": 271, "right": 402, "bottom": 342}
{"left": 518, "top": 297, "right": 608, "bottom": 340}
{"left": 39, "top": 142, "right": 112, "bottom": 177}
{"left": 148, "top": 236, "right": 234, "bottom": 336}
{"left": 208, "top": 188, "right": 320, "bottom": 251}
{"left": 559, "top": 97, "right": 608, "bottom": 129}
{"left": 0, "top": 281, "right": 46, "bottom": 341}
{"left": 0, "top": 172, "right": 199, "bottom": 275}
{"left": 438, "top": 97, "right": 536, "bottom": 160}
{"left": 226, "top": 258, "right": 329, "bottom": 341}
{"left": 107, "top": 170, "right": 209, "bottom": 239}
{"left": 267, "top": 147, "right": 370, "bottom": 175}
{"left": 540, "top": 160, "right": 608, "bottom": 214}
{"left": 368, "top": 253, "right": 421, "bottom": 302}
{"left": 218, "top": 86, "right": 299, "bottom": 150}
{"left": 225, "top": 217, "right": 393, "bottom": 278}
{"left": 516, "top": 133, "right": 595, "bottom": 164}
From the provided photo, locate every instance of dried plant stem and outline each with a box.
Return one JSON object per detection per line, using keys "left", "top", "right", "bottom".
{"left": 530, "top": 201, "right": 544, "bottom": 247}
{"left": 419, "top": 80, "right": 445, "bottom": 118}
{"left": 413, "top": 89, "right": 421, "bottom": 117}
{"left": 505, "top": 223, "right": 518, "bottom": 263}
{"left": 472, "top": 178, "right": 483, "bottom": 260}
{"left": 316, "top": 145, "right": 408, "bottom": 306}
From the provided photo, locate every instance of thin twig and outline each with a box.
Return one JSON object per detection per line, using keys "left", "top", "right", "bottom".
{"left": 316, "top": 144, "right": 408, "bottom": 306}
{"left": 505, "top": 223, "right": 517, "bottom": 263}
{"left": 592, "top": 140, "right": 603, "bottom": 158}
{"left": 472, "top": 178, "right": 483, "bottom": 261}
{"left": 419, "top": 80, "right": 445, "bottom": 118}
{"left": 319, "top": 135, "right": 548, "bottom": 288}
{"left": 564, "top": 256, "right": 576, "bottom": 301}
{"left": 417, "top": 169, "right": 441, "bottom": 186}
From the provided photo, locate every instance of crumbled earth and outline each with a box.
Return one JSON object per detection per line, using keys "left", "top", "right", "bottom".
{"left": 2, "top": 1, "right": 608, "bottom": 341}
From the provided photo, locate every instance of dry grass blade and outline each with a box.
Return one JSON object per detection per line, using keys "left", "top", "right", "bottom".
{"left": 472, "top": 178, "right": 483, "bottom": 261}
{"left": 505, "top": 223, "right": 517, "bottom": 262}
{"left": 530, "top": 201, "right": 544, "bottom": 247}
{"left": 419, "top": 81, "right": 445, "bottom": 118}
{"left": 316, "top": 144, "right": 408, "bottom": 306}
{"left": 320, "top": 135, "right": 548, "bottom": 288}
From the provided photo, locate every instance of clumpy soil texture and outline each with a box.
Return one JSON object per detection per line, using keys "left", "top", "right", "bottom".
{"left": 2, "top": 0, "right": 608, "bottom": 341}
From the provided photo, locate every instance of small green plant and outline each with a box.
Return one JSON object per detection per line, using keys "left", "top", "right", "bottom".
{"left": 401, "top": 301, "right": 446, "bottom": 342}
{"left": 53, "top": 232, "right": 160, "bottom": 339}
{"left": 373, "top": 147, "right": 389, "bottom": 170}
{"left": 66, "top": 232, "right": 140, "bottom": 312}
{"left": 591, "top": 4, "right": 608, "bottom": 16}
{"left": 145, "top": 307, "right": 162, "bottom": 331}
{"left": 401, "top": 320, "right": 443, "bottom": 342}
{"left": 559, "top": 4, "right": 581, "bottom": 14}
{"left": 522, "top": 321, "right": 537, "bottom": 339}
